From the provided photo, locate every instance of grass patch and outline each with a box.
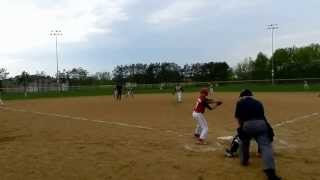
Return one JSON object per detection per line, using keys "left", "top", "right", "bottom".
{"left": 1, "top": 83, "right": 319, "bottom": 101}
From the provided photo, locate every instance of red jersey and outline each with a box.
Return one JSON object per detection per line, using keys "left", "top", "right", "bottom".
{"left": 193, "top": 96, "right": 211, "bottom": 113}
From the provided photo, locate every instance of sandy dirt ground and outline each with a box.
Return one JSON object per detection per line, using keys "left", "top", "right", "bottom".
{"left": 0, "top": 92, "right": 320, "bottom": 180}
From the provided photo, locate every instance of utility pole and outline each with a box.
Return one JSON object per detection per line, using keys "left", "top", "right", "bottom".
{"left": 50, "top": 30, "right": 63, "bottom": 91}
{"left": 267, "top": 24, "right": 279, "bottom": 85}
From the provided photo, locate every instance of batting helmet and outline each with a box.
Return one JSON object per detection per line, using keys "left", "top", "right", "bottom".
{"left": 200, "top": 88, "right": 209, "bottom": 96}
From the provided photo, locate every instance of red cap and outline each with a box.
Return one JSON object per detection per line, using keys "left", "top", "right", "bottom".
{"left": 200, "top": 88, "right": 209, "bottom": 96}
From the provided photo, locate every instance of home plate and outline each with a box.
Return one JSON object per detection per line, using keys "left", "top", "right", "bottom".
{"left": 184, "top": 144, "right": 217, "bottom": 152}
{"left": 217, "top": 136, "right": 234, "bottom": 146}
{"left": 217, "top": 136, "right": 234, "bottom": 141}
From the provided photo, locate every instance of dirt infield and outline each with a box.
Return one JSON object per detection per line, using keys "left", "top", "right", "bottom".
{"left": 0, "top": 92, "right": 320, "bottom": 180}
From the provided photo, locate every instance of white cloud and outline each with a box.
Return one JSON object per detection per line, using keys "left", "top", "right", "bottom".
{"left": 277, "top": 31, "right": 320, "bottom": 47}
{"left": 0, "top": 0, "right": 130, "bottom": 54}
{"left": 1, "top": 0, "right": 319, "bottom": 76}
{"left": 212, "top": 0, "right": 265, "bottom": 14}
{"left": 146, "top": 0, "right": 265, "bottom": 25}
{"left": 146, "top": 0, "right": 207, "bottom": 25}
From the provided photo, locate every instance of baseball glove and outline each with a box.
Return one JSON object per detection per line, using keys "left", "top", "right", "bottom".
{"left": 206, "top": 99, "right": 214, "bottom": 104}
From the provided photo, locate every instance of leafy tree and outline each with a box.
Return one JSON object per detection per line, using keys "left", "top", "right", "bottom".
{"left": 112, "top": 65, "right": 126, "bottom": 84}
{"left": 252, "top": 52, "right": 270, "bottom": 80}
{"left": 158, "top": 63, "right": 182, "bottom": 83}
{"left": 0, "top": 68, "right": 9, "bottom": 80}
{"left": 234, "top": 58, "right": 254, "bottom": 80}
{"left": 145, "top": 63, "right": 161, "bottom": 83}
{"left": 67, "top": 67, "right": 88, "bottom": 80}
{"left": 208, "top": 62, "right": 233, "bottom": 81}
{"left": 16, "top": 71, "right": 31, "bottom": 96}
{"left": 272, "top": 44, "right": 320, "bottom": 78}
{"left": 0, "top": 68, "right": 9, "bottom": 92}
{"left": 182, "top": 64, "right": 193, "bottom": 81}
{"left": 94, "top": 72, "right": 111, "bottom": 81}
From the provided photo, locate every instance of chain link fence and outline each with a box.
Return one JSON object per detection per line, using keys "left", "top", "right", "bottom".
{"left": 0, "top": 78, "right": 319, "bottom": 100}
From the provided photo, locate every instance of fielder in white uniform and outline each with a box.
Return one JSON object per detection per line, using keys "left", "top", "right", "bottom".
{"left": 174, "top": 84, "right": 183, "bottom": 103}
{"left": 209, "top": 83, "right": 214, "bottom": 96}
{"left": 126, "top": 87, "right": 134, "bottom": 98}
{"left": 304, "top": 81, "right": 309, "bottom": 90}
{"left": 113, "top": 86, "right": 117, "bottom": 99}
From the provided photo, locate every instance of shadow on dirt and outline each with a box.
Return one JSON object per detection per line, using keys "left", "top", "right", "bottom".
{"left": 0, "top": 135, "right": 29, "bottom": 143}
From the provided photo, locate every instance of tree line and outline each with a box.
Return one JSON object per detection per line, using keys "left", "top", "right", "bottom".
{"left": 235, "top": 44, "right": 320, "bottom": 80}
{"left": 112, "top": 62, "right": 232, "bottom": 84}
{"left": 1, "top": 43, "right": 320, "bottom": 88}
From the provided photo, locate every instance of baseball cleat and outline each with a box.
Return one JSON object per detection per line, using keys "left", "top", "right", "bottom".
{"left": 264, "top": 169, "right": 281, "bottom": 180}
{"left": 224, "top": 149, "right": 235, "bottom": 158}
{"left": 195, "top": 139, "right": 208, "bottom": 145}
{"left": 194, "top": 134, "right": 200, "bottom": 138}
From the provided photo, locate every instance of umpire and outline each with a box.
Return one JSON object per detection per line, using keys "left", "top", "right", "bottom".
{"left": 235, "top": 89, "right": 281, "bottom": 180}
{"left": 116, "top": 84, "right": 123, "bottom": 100}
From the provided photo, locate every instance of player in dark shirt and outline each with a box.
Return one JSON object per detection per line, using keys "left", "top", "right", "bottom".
{"left": 116, "top": 84, "right": 123, "bottom": 100}
{"left": 233, "top": 89, "right": 281, "bottom": 180}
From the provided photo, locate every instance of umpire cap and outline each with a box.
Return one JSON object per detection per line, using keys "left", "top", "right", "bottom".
{"left": 239, "top": 89, "right": 253, "bottom": 97}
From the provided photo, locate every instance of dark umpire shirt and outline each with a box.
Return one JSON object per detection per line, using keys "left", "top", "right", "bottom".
{"left": 116, "top": 85, "right": 122, "bottom": 93}
{"left": 235, "top": 97, "right": 266, "bottom": 125}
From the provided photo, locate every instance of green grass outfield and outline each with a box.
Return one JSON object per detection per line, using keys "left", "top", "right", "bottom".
{"left": 1, "top": 83, "right": 320, "bottom": 101}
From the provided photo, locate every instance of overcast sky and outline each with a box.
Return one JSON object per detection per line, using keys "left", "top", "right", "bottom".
{"left": 1, "top": 0, "right": 319, "bottom": 76}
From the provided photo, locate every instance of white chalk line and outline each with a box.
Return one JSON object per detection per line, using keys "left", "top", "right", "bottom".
{"left": 273, "top": 112, "right": 320, "bottom": 128}
{"left": 0, "top": 106, "right": 195, "bottom": 139}
{"left": 0, "top": 106, "right": 195, "bottom": 140}
{"left": 0, "top": 106, "right": 154, "bottom": 131}
{"left": 1, "top": 106, "right": 318, "bottom": 152}
{"left": 0, "top": 106, "right": 230, "bottom": 153}
{"left": 0, "top": 106, "right": 201, "bottom": 152}
{"left": 184, "top": 144, "right": 217, "bottom": 152}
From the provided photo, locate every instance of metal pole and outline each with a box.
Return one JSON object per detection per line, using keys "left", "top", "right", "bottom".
{"left": 267, "top": 24, "right": 279, "bottom": 85}
{"left": 272, "top": 29, "right": 274, "bottom": 85}
{"left": 50, "top": 30, "right": 62, "bottom": 92}
{"left": 56, "top": 36, "right": 59, "bottom": 88}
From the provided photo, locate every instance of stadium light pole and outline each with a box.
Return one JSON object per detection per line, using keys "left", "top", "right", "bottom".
{"left": 267, "top": 24, "right": 279, "bottom": 85}
{"left": 50, "top": 30, "right": 63, "bottom": 91}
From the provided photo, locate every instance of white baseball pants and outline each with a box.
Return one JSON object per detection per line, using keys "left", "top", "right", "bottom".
{"left": 192, "top": 112, "right": 208, "bottom": 140}
{"left": 177, "top": 92, "right": 182, "bottom": 102}
{"left": 210, "top": 88, "right": 214, "bottom": 96}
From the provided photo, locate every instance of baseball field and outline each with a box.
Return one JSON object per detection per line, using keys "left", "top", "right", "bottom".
{"left": 0, "top": 92, "right": 319, "bottom": 180}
